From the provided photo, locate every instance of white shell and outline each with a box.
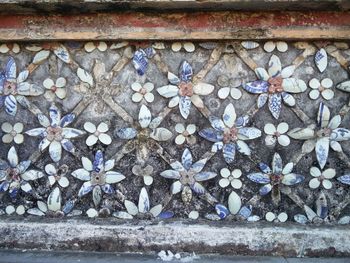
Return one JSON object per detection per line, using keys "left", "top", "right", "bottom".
{"left": 16, "top": 205, "right": 26, "bottom": 215}
{"left": 171, "top": 42, "right": 182, "bottom": 52}
{"left": 32, "top": 50, "right": 50, "bottom": 64}
{"left": 86, "top": 208, "right": 98, "bottom": 218}
{"left": 265, "top": 212, "right": 276, "bottom": 222}
{"left": 228, "top": 191, "right": 241, "bottom": 215}
{"left": 183, "top": 42, "right": 195, "bottom": 52}
{"left": 263, "top": 41, "right": 276, "bottom": 53}
{"left": 218, "top": 87, "right": 230, "bottom": 99}
{"left": 277, "top": 212, "right": 288, "bottom": 222}
{"left": 47, "top": 187, "right": 61, "bottom": 212}
{"left": 99, "top": 133, "right": 112, "bottom": 145}
{"left": 77, "top": 68, "right": 94, "bottom": 87}
{"left": 188, "top": 210, "right": 199, "bottom": 219}
{"left": 5, "top": 205, "right": 15, "bottom": 215}
{"left": 276, "top": 41, "right": 288, "bottom": 52}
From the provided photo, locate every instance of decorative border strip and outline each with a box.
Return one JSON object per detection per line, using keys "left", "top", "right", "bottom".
{"left": 1, "top": 219, "right": 349, "bottom": 257}
{"left": 0, "top": 12, "right": 350, "bottom": 41}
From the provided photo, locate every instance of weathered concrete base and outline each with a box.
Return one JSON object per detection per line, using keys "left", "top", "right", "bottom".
{"left": 1, "top": 219, "right": 350, "bottom": 257}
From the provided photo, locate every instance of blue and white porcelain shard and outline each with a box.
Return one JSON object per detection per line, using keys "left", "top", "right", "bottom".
{"left": 215, "top": 204, "right": 229, "bottom": 219}
{"left": 132, "top": 49, "right": 149, "bottom": 76}
{"left": 315, "top": 48, "right": 327, "bottom": 73}
{"left": 179, "top": 60, "right": 193, "bottom": 82}
{"left": 338, "top": 174, "right": 350, "bottom": 185}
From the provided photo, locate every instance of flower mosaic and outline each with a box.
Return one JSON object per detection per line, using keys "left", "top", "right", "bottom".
{"left": 157, "top": 60, "right": 215, "bottom": 119}
{"left": 0, "top": 40, "right": 349, "bottom": 224}
{"left": 199, "top": 103, "right": 261, "bottom": 164}
{"left": 288, "top": 102, "right": 350, "bottom": 169}
{"left": 243, "top": 54, "right": 307, "bottom": 119}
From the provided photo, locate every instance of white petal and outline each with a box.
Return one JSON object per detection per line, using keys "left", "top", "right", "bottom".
{"left": 55, "top": 77, "right": 66, "bottom": 88}
{"left": 309, "top": 90, "right": 320, "bottom": 100}
{"left": 310, "top": 166, "right": 321, "bottom": 177}
{"left": 321, "top": 89, "right": 334, "bottom": 100}
{"left": 330, "top": 141, "right": 342, "bottom": 152}
{"left": 220, "top": 168, "right": 231, "bottom": 178}
{"left": 58, "top": 177, "right": 69, "bottom": 188}
{"left": 276, "top": 41, "right": 288, "bottom": 52}
{"left": 281, "top": 65, "right": 295, "bottom": 78}
{"left": 282, "top": 162, "right": 294, "bottom": 175}
{"left": 99, "top": 134, "right": 112, "bottom": 145}
{"left": 77, "top": 68, "right": 93, "bottom": 87}
{"left": 268, "top": 54, "right": 282, "bottom": 77}
{"left": 321, "top": 78, "right": 333, "bottom": 88}
{"left": 84, "top": 122, "right": 97, "bottom": 133}
{"left": 193, "top": 83, "right": 214, "bottom": 95}
{"left": 230, "top": 88, "right": 242, "bottom": 100}
{"left": 97, "top": 122, "right": 109, "bottom": 133}
{"left": 309, "top": 178, "right": 320, "bottom": 189}
{"left": 231, "top": 179, "right": 242, "bottom": 189}
{"left": 143, "top": 175, "right": 153, "bottom": 186}
{"left": 86, "top": 134, "right": 98, "bottom": 146}
{"left": 138, "top": 105, "right": 152, "bottom": 128}
{"left": 84, "top": 42, "right": 96, "bottom": 52}
{"left": 222, "top": 103, "right": 236, "bottom": 128}
{"left": 219, "top": 178, "right": 230, "bottom": 188}
{"left": 264, "top": 123, "right": 276, "bottom": 135}
{"left": 277, "top": 135, "right": 290, "bottom": 146}
{"left": 328, "top": 115, "right": 341, "bottom": 130}
{"left": 276, "top": 122, "right": 288, "bottom": 134}
{"left": 254, "top": 67, "right": 269, "bottom": 81}
{"left": 228, "top": 191, "right": 241, "bottom": 215}
{"left": 186, "top": 124, "right": 196, "bottom": 135}
{"left": 86, "top": 208, "right": 98, "bottom": 218}
{"left": 263, "top": 41, "right": 276, "bottom": 52}
{"left": 218, "top": 87, "right": 230, "bottom": 99}
{"left": 81, "top": 156, "right": 93, "bottom": 171}
{"left": 132, "top": 93, "right": 143, "bottom": 102}
{"left": 277, "top": 212, "right": 288, "bottom": 222}
{"left": 105, "top": 171, "right": 125, "bottom": 183}
{"left": 171, "top": 181, "right": 183, "bottom": 194}
{"left": 47, "top": 187, "right": 61, "bottom": 212}
{"left": 309, "top": 78, "right": 320, "bottom": 89}
{"left": 43, "top": 78, "right": 55, "bottom": 89}
{"left": 131, "top": 82, "right": 142, "bottom": 92}
{"left": 168, "top": 96, "right": 180, "bottom": 108}
{"left": 322, "top": 180, "right": 333, "bottom": 189}
{"left": 175, "top": 134, "right": 186, "bottom": 145}
{"left": 171, "top": 42, "right": 182, "bottom": 52}
{"left": 97, "top": 41, "right": 107, "bottom": 51}
{"left": 323, "top": 168, "right": 336, "bottom": 179}
{"left": 144, "top": 82, "right": 154, "bottom": 92}
{"left": 144, "top": 93, "right": 154, "bottom": 103}
{"left": 265, "top": 212, "right": 276, "bottom": 222}
{"left": 125, "top": 200, "right": 138, "bottom": 216}
{"left": 138, "top": 187, "right": 150, "bottom": 213}
{"left": 183, "top": 42, "right": 195, "bottom": 52}
{"left": 8, "top": 146, "right": 18, "bottom": 167}
{"left": 175, "top": 123, "right": 185, "bottom": 133}
{"left": 157, "top": 85, "right": 179, "bottom": 98}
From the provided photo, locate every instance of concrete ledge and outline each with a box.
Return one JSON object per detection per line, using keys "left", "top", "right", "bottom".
{"left": 1, "top": 11, "right": 350, "bottom": 41}
{"left": 1, "top": 219, "right": 350, "bottom": 257}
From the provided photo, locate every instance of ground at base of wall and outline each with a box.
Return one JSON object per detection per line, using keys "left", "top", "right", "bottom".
{"left": 0, "top": 250, "right": 349, "bottom": 263}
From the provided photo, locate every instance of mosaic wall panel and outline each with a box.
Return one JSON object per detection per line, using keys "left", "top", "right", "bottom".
{"left": 0, "top": 40, "right": 350, "bottom": 224}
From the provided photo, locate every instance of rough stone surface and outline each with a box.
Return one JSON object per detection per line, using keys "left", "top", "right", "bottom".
{"left": 0, "top": 219, "right": 350, "bottom": 257}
